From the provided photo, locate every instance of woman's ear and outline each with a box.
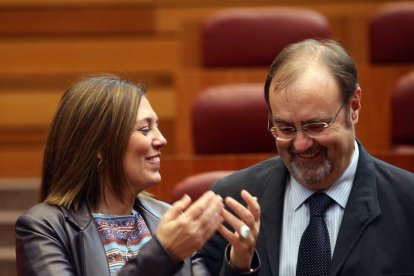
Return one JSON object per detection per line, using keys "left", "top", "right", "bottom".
{"left": 97, "top": 151, "right": 104, "bottom": 160}
{"left": 96, "top": 151, "right": 104, "bottom": 173}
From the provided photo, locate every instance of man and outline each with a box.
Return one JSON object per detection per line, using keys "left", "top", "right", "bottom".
{"left": 201, "top": 39, "right": 414, "bottom": 276}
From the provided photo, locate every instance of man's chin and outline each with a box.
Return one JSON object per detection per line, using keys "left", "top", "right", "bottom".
{"left": 291, "top": 161, "right": 331, "bottom": 186}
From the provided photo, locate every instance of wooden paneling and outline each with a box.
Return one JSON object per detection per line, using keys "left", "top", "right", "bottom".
{"left": 0, "top": 146, "right": 43, "bottom": 177}
{"left": 0, "top": 0, "right": 412, "bottom": 177}
{"left": 0, "top": 0, "right": 153, "bottom": 8}
{"left": 0, "top": 87, "right": 174, "bottom": 125}
{"left": 0, "top": 38, "right": 178, "bottom": 74}
{"left": 155, "top": 0, "right": 392, "bottom": 7}
{"left": 0, "top": 6, "right": 154, "bottom": 35}
{"left": 357, "top": 65, "right": 414, "bottom": 150}
{"left": 0, "top": 91, "right": 60, "bottom": 127}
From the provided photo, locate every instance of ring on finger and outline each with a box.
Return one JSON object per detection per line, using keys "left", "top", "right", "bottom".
{"left": 239, "top": 224, "right": 251, "bottom": 239}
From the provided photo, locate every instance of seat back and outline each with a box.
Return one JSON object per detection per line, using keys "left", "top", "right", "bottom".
{"left": 192, "top": 83, "right": 275, "bottom": 154}
{"left": 369, "top": 2, "right": 414, "bottom": 64}
{"left": 392, "top": 71, "right": 414, "bottom": 151}
{"left": 202, "top": 8, "right": 331, "bottom": 67}
{"left": 171, "top": 170, "right": 234, "bottom": 203}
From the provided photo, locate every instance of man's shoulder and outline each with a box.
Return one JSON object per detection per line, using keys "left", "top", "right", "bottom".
{"left": 358, "top": 153, "right": 414, "bottom": 213}
{"left": 371, "top": 156, "right": 414, "bottom": 181}
{"left": 211, "top": 156, "right": 286, "bottom": 196}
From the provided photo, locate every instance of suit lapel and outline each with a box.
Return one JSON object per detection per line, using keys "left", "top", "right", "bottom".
{"left": 259, "top": 159, "right": 288, "bottom": 276}
{"left": 330, "top": 144, "right": 381, "bottom": 275}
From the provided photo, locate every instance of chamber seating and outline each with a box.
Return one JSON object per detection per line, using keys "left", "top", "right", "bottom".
{"left": 192, "top": 83, "right": 275, "bottom": 154}
{"left": 175, "top": 7, "right": 331, "bottom": 154}
{"left": 369, "top": 2, "right": 414, "bottom": 64}
{"left": 170, "top": 170, "right": 234, "bottom": 203}
{"left": 202, "top": 8, "right": 331, "bottom": 67}
{"left": 391, "top": 71, "right": 414, "bottom": 153}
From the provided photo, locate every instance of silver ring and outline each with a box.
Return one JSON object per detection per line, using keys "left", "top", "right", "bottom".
{"left": 239, "top": 224, "right": 251, "bottom": 239}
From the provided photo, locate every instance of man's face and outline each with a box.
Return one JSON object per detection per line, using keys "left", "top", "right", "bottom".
{"left": 269, "top": 65, "right": 361, "bottom": 190}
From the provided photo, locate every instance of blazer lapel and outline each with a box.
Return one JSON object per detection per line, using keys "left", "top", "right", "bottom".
{"left": 330, "top": 144, "right": 381, "bottom": 275}
{"left": 136, "top": 199, "right": 162, "bottom": 233}
{"left": 64, "top": 205, "right": 111, "bottom": 276}
{"left": 260, "top": 159, "right": 288, "bottom": 276}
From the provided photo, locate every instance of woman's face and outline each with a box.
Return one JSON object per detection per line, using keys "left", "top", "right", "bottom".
{"left": 123, "top": 96, "right": 167, "bottom": 194}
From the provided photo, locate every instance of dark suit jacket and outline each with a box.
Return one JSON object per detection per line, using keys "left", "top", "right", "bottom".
{"left": 15, "top": 196, "right": 210, "bottom": 276}
{"left": 201, "top": 142, "right": 414, "bottom": 276}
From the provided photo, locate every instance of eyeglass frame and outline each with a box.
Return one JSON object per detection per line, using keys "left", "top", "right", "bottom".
{"left": 268, "top": 102, "right": 346, "bottom": 141}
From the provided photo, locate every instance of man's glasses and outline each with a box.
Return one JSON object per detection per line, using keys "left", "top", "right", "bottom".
{"left": 268, "top": 103, "right": 345, "bottom": 141}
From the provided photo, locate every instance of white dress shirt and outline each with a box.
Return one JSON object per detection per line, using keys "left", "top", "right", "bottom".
{"left": 279, "top": 141, "right": 359, "bottom": 276}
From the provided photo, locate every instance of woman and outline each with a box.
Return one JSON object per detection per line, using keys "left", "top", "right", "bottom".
{"left": 15, "top": 75, "right": 261, "bottom": 275}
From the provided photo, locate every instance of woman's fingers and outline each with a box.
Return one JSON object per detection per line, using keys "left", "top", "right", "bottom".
{"left": 162, "top": 194, "right": 192, "bottom": 222}
{"left": 157, "top": 191, "right": 224, "bottom": 261}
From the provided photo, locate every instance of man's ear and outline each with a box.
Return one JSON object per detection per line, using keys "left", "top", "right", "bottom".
{"left": 350, "top": 87, "right": 362, "bottom": 124}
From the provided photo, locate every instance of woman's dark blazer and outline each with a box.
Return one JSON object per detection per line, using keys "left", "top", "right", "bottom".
{"left": 15, "top": 196, "right": 210, "bottom": 276}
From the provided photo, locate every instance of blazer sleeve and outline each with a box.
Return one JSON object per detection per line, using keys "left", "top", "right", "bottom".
{"left": 118, "top": 236, "right": 212, "bottom": 276}
{"left": 15, "top": 211, "right": 77, "bottom": 276}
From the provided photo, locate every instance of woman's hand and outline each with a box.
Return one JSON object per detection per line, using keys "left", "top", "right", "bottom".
{"left": 156, "top": 191, "right": 224, "bottom": 260}
{"left": 218, "top": 190, "right": 261, "bottom": 271}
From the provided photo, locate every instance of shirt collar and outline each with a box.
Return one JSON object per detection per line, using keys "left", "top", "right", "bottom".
{"left": 289, "top": 140, "right": 359, "bottom": 211}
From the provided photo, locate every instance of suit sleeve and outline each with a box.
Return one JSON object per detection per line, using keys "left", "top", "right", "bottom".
{"left": 200, "top": 179, "right": 261, "bottom": 276}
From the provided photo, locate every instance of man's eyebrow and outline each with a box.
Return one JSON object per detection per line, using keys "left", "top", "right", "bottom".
{"left": 274, "top": 117, "right": 328, "bottom": 125}
{"left": 274, "top": 119, "right": 291, "bottom": 125}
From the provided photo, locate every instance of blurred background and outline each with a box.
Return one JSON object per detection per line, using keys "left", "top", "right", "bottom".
{"left": 1, "top": 0, "right": 414, "bottom": 274}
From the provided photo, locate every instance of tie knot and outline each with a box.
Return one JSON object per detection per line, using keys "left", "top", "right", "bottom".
{"left": 307, "top": 193, "right": 333, "bottom": 217}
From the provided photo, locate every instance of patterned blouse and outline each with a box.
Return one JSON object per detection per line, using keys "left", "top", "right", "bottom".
{"left": 92, "top": 209, "right": 152, "bottom": 275}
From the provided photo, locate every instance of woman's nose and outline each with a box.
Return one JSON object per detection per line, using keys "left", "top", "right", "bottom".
{"left": 153, "top": 128, "right": 167, "bottom": 148}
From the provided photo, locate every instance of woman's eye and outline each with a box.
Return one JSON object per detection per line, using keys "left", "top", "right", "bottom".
{"left": 137, "top": 126, "right": 151, "bottom": 135}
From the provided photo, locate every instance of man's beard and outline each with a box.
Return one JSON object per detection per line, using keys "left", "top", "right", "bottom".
{"left": 290, "top": 147, "right": 333, "bottom": 186}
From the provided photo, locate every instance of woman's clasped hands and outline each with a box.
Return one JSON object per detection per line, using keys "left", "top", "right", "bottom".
{"left": 156, "top": 189, "right": 260, "bottom": 271}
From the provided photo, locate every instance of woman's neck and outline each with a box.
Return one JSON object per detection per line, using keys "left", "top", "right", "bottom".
{"left": 95, "top": 187, "right": 136, "bottom": 216}
{"left": 95, "top": 200, "right": 135, "bottom": 215}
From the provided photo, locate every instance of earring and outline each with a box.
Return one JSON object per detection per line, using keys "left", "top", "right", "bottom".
{"left": 97, "top": 159, "right": 103, "bottom": 172}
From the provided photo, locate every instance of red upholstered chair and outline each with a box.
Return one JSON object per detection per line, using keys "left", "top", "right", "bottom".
{"left": 192, "top": 83, "right": 275, "bottom": 154}
{"left": 202, "top": 8, "right": 331, "bottom": 67}
{"left": 171, "top": 170, "right": 234, "bottom": 203}
{"left": 369, "top": 2, "right": 414, "bottom": 64}
{"left": 391, "top": 71, "right": 414, "bottom": 153}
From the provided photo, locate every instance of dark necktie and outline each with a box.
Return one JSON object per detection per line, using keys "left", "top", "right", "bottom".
{"left": 296, "top": 192, "right": 334, "bottom": 276}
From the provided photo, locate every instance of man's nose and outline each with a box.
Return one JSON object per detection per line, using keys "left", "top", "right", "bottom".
{"left": 292, "top": 130, "right": 314, "bottom": 152}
